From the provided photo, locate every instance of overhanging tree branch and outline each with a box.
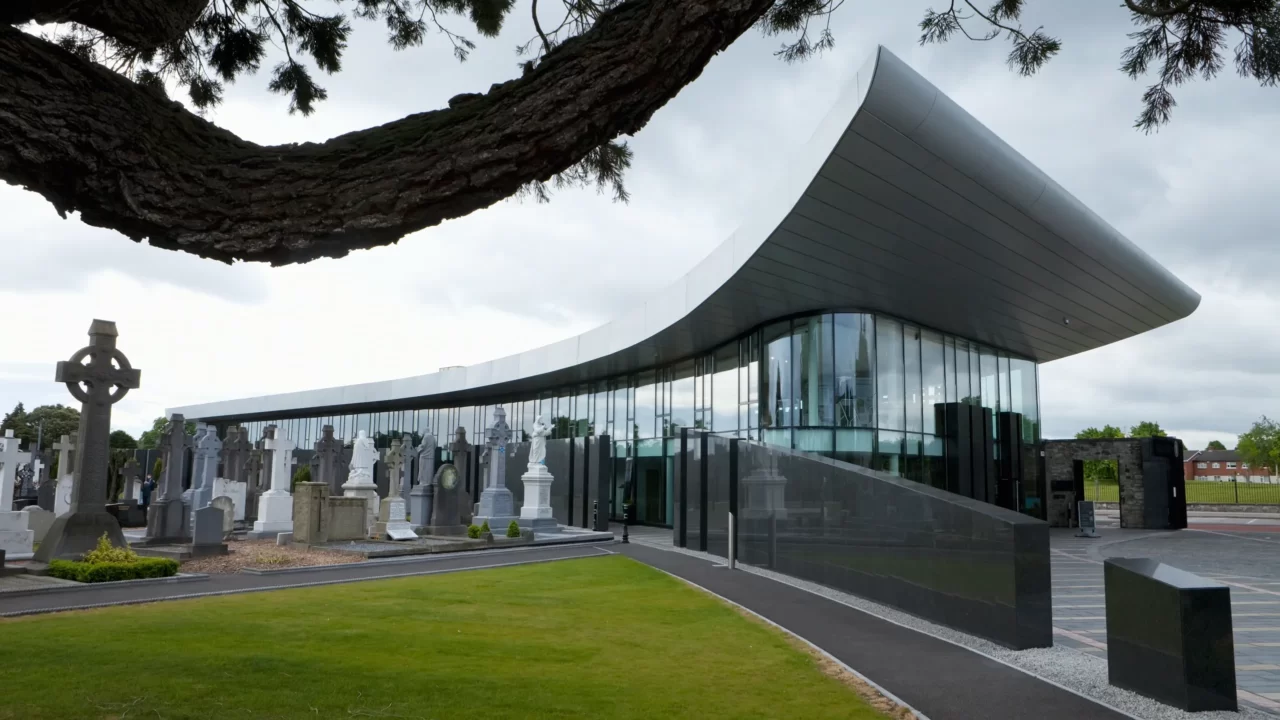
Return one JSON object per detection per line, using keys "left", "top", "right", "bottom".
{"left": 0, "top": 0, "right": 776, "bottom": 266}
{"left": 1, "top": 0, "right": 209, "bottom": 50}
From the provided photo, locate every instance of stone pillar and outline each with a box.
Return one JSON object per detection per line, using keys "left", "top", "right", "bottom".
{"left": 292, "top": 482, "right": 329, "bottom": 545}
{"left": 518, "top": 462, "right": 558, "bottom": 534}
{"left": 342, "top": 430, "right": 380, "bottom": 535}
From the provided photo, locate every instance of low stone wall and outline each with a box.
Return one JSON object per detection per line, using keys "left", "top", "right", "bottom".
{"left": 327, "top": 497, "right": 366, "bottom": 541}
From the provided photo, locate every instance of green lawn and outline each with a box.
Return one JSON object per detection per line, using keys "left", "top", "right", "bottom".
{"left": 0, "top": 555, "right": 889, "bottom": 720}
{"left": 1083, "top": 479, "right": 1280, "bottom": 505}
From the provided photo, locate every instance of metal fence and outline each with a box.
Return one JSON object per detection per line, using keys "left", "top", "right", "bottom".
{"left": 1084, "top": 480, "right": 1280, "bottom": 505}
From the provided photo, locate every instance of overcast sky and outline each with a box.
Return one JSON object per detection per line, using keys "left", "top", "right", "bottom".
{"left": 2, "top": 2, "right": 1276, "bottom": 450}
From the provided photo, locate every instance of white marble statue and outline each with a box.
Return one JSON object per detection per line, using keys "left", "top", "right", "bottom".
{"left": 349, "top": 430, "right": 376, "bottom": 484}
{"left": 530, "top": 415, "right": 550, "bottom": 466}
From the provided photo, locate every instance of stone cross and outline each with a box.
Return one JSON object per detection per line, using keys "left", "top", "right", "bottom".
{"left": 385, "top": 438, "right": 405, "bottom": 496}
{"left": 244, "top": 447, "right": 264, "bottom": 492}
{"left": 0, "top": 429, "right": 29, "bottom": 512}
{"left": 120, "top": 457, "right": 140, "bottom": 501}
{"left": 34, "top": 320, "right": 140, "bottom": 561}
{"left": 193, "top": 424, "right": 222, "bottom": 494}
{"left": 52, "top": 435, "right": 76, "bottom": 481}
{"left": 400, "top": 434, "right": 418, "bottom": 505}
{"left": 157, "top": 414, "right": 192, "bottom": 503}
{"left": 485, "top": 406, "right": 512, "bottom": 492}
{"left": 220, "top": 426, "right": 252, "bottom": 484}
{"left": 26, "top": 450, "right": 49, "bottom": 498}
{"left": 54, "top": 319, "right": 141, "bottom": 515}
{"left": 313, "top": 425, "right": 343, "bottom": 490}
{"left": 264, "top": 430, "right": 295, "bottom": 494}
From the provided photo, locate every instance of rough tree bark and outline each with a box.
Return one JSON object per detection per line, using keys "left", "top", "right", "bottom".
{"left": 1, "top": 0, "right": 208, "bottom": 50}
{"left": 0, "top": 0, "right": 776, "bottom": 265}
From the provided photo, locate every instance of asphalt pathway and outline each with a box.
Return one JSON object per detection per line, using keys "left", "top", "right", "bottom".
{"left": 614, "top": 543, "right": 1127, "bottom": 720}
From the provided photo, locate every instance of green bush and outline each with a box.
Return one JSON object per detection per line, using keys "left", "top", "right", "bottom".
{"left": 82, "top": 533, "right": 137, "bottom": 564}
{"left": 480, "top": 521, "right": 490, "bottom": 534}
{"left": 466, "top": 524, "right": 481, "bottom": 539}
{"left": 291, "top": 464, "right": 312, "bottom": 492}
{"left": 152, "top": 457, "right": 164, "bottom": 479}
{"left": 48, "top": 557, "right": 179, "bottom": 583}
{"left": 507, "top": 521, "right": 521, "bottom": 538}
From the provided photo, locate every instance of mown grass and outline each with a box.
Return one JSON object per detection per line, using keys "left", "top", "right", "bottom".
{"left": 0, "top": 555, "right": 889, "bottom": 720}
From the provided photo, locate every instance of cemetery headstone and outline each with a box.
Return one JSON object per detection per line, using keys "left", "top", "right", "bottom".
{"left": 27, "top": 449, "right": 50, "bottom": 509}
{"left": 0, "top": 430, "right": 34, "bottom": 556}
{"left": 51, "top": 434, "right": 76, "bottom": 517}
{"left": 144, "top": 414, "right": 193, "bottom": 543}
{"left": 519, "top": 414, "right": 558, "bottom": 535}
{"left": 210, "top": 496, "right": 236, "bottom": 535}
{"left": 211, "top": 477, "right": 247, "bottom": 521}
{"left": 191, "top": 505, "right": 229, "bottom": 556}
{"left": 475, "top": 406, "right": 518, "bottom": 529}
{"left": 250, "top": 427, "right": 296, "bottom": 537}
{"left": 22, "top": 506, "right": 55, "bottom": 545}
{"left": 220, "top": 426, "right": 252, "bottom": 485}
{"left": 313, "top": 425, "right": 345, "bottom": 496}
{"left": 243, "top": 443, "right": 264, "bottom": 520}
{"left": 421, "top": 463, "right": 466, "bottom": 535}
{"left": 35, "top": 320, "right": 140, "bottom": 561}
{"left": 342, "top": 430, "right": 380, "bottom": 534}
{"left": 188, "top": 423, "right": 222, "bottom": 532}
{"left": 120, "top": 457, "right": 140, "bottom": 502}
{"left": 400, "top": 434, "right": 417, "bottom": 508}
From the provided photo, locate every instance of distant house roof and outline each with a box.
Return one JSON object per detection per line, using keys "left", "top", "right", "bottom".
{"left": 1191, "top": 449, "right": 1241, "bottom": 463}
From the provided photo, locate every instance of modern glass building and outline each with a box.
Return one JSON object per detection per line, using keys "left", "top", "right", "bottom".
{"left": 170, "top": 47, "right": 1199, "bottom": 528}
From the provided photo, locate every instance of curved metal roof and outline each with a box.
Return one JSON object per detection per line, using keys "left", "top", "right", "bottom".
{"left": 171, "top": 46, "right": 1199, "bottom": 423}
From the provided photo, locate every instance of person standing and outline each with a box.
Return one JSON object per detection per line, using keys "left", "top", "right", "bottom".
{"left": 140, "top": 474, "right": 155, "bottom": 513}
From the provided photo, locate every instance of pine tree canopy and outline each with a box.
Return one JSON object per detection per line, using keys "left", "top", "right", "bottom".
{"left": 3, "top": 0, "right": 1277, "bottom": 265}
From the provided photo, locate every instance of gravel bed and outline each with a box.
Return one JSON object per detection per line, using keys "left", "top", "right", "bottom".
{"left": 635, "top": 540, "right": 1271, "bottom": 720}
{"left": 182, "top": 540, "right": 366, "bottom": 574}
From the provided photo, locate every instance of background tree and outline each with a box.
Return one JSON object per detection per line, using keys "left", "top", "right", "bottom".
{"left": 109, "top": 429, "right": 139, "bottom": 449}
{"left": 1206, "top": 439, "right": 1227, "bottom": 451}
{"left": 3, "top": 405, "right": 83, "bottom": 457}
{"left": 1075, "top": 425, "right": 1125, "bottom": 484}
{"left": 1238, "top": 416, "right": 1280, "bottom": 476}
{"left": 0, "top": 403, "right": 32, "bottom": 445}
{"left": 138, "top": 415, "right": 197, "bottom": 448}
{"left": 1129, "top": 421, "right": 1168, "bottom": 438}
{"left": 4, "top": 0, "right": 1278, "bottom": 264}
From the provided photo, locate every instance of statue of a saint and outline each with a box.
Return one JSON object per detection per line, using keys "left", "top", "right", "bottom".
{"left": 349, "top": 430, "right": 376, "bottom": 484}
{"left": 530, "top": 415, "right": 550, "bottom": 466}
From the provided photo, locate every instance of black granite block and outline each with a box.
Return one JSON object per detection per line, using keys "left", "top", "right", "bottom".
{"left": 1105, "top": 558, "right": 1237, "bottom": 712}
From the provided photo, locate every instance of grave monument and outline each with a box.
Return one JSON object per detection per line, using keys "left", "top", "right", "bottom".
{"left": 112, "top": 457, "right": 146, "bottom": 526}
{"left": 35, "top": 320, "right": 140, "bottom": 561}
{"left": 313, "top": 424, "right": 345, "bottom": 496}
{"left": 518, "top": 414, "right": 558, "bottom": 534}
{"left": 474, "top": 406, "right": 518, "bottom": 529}
{"left": 399, "top": 434, "right": 417, "bottom": 508}
{"left": 145, "top": 414, "right": 192, "bottom": 543}
{"left": 342, "top": 430, "right": 380, "bottom": 534}
{"left": 189, "top": 423, "right": 222, "bottom": 532}
{"left": 408, "top": 432, "right": 437, "bottom": 525}
{"left": 417, "top": 463, "right": 467, "bottom": 535}
{"left": 0, "top": 429, "right": 35, "bottom": 556}
{"left": 375, "top": 438, "right": 417, "bottom": 540}
{"left": 51, "top": 434, "right": 76, "bottom": 517}
{"left": 250, "top": 427, "right": 296, "bottom": 537}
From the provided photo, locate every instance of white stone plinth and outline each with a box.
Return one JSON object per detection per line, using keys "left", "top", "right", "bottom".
{"left": 377, "top": 497, "right": 417, "bottom": 540}
{"left": 54, "top": 474, "right": 75, "bottom": 517}
{"left": 519, "top": 463, "right": 555, "bottom": 521}
{"left": 342, "top": 482, "right": 380, "bottom": 536}
{"left": 251, "top": 491, "right": 293, "bottom": 535}
{"left": 0, "top": 511, "right": 34, "bottom": 556}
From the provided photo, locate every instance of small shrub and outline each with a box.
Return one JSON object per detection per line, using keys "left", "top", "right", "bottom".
{"left": 48, "top": 557, "right": 179, "bottom": 583}
{"left": 466, "top": 524, "right": 481, "bottom": 539}
{"left": 480, "top": 521, "right": 490, "bottom": 534}
{"left": 506, "top": 520, "right": 520, "bottom": 538}
{"left": 82, "top": 533, "right": 137, "bottom": 564}
{"left": 254, "top": 551, "right": 291, "bottom": 566}
{"left": 152, "top": 457, "right": 163, "bottom": 479}
{"left": 291, "top": 464, "right": 312, "bottom": 492}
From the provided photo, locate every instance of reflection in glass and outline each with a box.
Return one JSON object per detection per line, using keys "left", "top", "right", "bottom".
{"left": 834, "top": 313, "right": 875, "bottom": 428}
{"left": 761, "top": 322, "right": 792, "bottom": 429}
{"left": 875, "top": 430, "right": 903, "bottom": 476}
{"left": 634, "top": 372, "right": 656, "bottom": 440}
{"left": 796, "top": 315, "right": 835, "bottom": 427}
{"left": 1010, "top": 357, "right": 1039, "bottom": 442}
{"left": 670, "top": 364, "right": 695, "bottom": 434}
{"left": 922, "top": 330, "right": 945, "bottom": 435}
{"left": 834, "top": 428, "right": 873, "bottom": 468}
{"left": 904, "top": 324, "right": 923, "bottom": 433}
{"left": 876, "top": 317, "right": 905, "bottom": 430}
{"left": 923, "top": 434, "right": 946, "bottom": 489}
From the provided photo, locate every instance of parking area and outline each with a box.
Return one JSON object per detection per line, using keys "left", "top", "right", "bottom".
{"left": 1051, "top": 524, "right": 1280, "bottom": 714}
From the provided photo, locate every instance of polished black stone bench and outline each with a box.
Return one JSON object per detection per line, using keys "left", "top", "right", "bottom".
{"left": 1104, "top": 558, "right": 1236, "bottom": 712}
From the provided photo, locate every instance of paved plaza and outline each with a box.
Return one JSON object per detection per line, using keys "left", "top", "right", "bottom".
{"left": 1053, "top": 518, "right": 1280, "bottom": 714}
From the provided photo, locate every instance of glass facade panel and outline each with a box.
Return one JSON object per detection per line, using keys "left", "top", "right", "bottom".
{"left": 903, "top": 324, "right": 923, "bottom": 433}
{"left": 876, "top": 317, "right": 905, "bottom": 431}
{"left": 921, "top": 330, "right": 945, "bottom": 435}
{"left": 761, "top": 321, "right": 792, "bottom": 429}
{"left": 213, "top": 310, "right": 1040, "bottom": 525}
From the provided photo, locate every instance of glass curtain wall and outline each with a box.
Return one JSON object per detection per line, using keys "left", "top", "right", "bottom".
{"left": 226, "top": 311, "right": 1040, "bottom": 525}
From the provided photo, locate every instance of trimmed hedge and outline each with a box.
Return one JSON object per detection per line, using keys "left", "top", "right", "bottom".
{"left": 467, "top": 524, "right": 481, "bottom": 539}
{"left": 507, "top": 521, "right": 521, "bottom": 538}
{"left": 48, "top": 557, "right": 180, "bottom": 583}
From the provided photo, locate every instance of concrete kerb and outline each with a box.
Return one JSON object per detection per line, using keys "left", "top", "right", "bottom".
{"left": 0, "top": 547, "right": 614, "bottom": 618}
{"left": 242, "top": 538, "right": 617, "bottom": 576}
{"left": 0, "top": 573, "right": 209, "bottom": 599}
